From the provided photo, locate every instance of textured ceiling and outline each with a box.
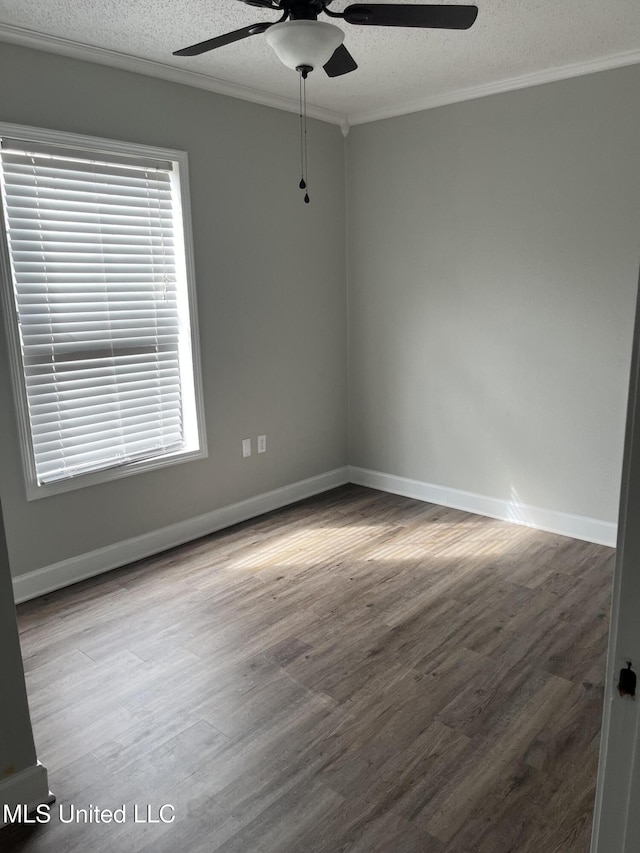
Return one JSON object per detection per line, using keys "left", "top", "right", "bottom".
{"left": 1, "top": 0, "right": 639, "bottom": 124}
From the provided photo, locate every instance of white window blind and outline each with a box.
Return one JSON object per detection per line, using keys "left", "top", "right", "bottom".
{"left": 0, "top": 132, "right": 204, "bottom": 493}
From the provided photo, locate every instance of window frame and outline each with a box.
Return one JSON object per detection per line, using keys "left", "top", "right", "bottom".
{"left": 0, "top": 122, "right": 207, "bottom": 500}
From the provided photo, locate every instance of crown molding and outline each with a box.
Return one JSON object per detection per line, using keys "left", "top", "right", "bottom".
{"left": 348, "top": 48, "right": 640, "bottom": 126}
{"left": 0, "top": 23, "right": 346, "bottom": 127}
{"left": 2, "top": 22, "right": 640, "bottom": 130}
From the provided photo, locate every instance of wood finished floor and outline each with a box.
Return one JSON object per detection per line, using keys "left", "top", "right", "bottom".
{"left": 5, "top": 485, "right": 614, "bottom": 853}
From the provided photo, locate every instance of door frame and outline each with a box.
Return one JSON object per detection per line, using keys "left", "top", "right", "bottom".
{"left": 591, "top": 270, "right": 640, "bottom": 853}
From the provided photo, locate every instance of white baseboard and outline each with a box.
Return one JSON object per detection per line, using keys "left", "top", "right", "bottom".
{"left": 12, "top": 467, "right": 350, "bottom": 603}
{"left": 12, "top": 464, "right": 615, "bottom": 603}
{"left": 0, "top": 762, "right": 52, "bottom": 827}
{"left": 349, "top": 466, "right": 617, "bottom": 547}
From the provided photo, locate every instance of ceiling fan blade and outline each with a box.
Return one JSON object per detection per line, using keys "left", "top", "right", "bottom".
{"left": 342, "top": 4, "right": 478, "bottom": 29}
{"left": 324, "top": 44, "right": 358, "bottom": 77}
{"left": 173, "top": 22, "right": 271, "bottom": 57}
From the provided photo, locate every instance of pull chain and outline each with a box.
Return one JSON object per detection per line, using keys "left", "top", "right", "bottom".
{"left": 297, "top": 66, "right": 311, "bottom": 203}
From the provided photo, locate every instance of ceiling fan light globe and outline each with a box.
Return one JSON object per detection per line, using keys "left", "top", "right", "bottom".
{"left": 265, "top": 20, "right": 344, "bottom": 71}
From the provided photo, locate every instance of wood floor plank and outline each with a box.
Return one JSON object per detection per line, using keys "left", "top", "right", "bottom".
{"left": 4, "top": 484, "right": 613, "bottom": 853}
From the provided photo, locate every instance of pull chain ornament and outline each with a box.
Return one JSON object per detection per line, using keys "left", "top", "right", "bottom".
{"left": 297, "top": 65, "right": 311, "bottom": 203}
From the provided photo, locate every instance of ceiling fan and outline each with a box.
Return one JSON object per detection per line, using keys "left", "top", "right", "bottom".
{"left": 173, "top": 1, "right": 479, "bottom": 78}
{"left": 174, "top": 2, "right": 478, "bottom": 202}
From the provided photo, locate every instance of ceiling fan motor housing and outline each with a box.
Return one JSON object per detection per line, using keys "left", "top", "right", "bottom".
{"left": 281, "top": 0, "right": 327, "bottom": 20}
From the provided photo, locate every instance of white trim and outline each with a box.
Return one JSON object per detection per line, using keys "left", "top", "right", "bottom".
{"left": 0, "top": 122, "right": 191, "bottom": 160}
{"left": 0, "top": 762, "right": 52, "bottom": 826}
{"left": 0, "top": 24, "right": 345, "bottom": 127}
{"left": 590, "top": 538, "right": 630, "bottom": 853}
{"left": 590, "top": 267, "right": 640, "bottom": 853}
{"left": 12, "top": 466, "right": 350, "bottom": 603}
{"left": 11, "top": 463, "right": 616, "bottom": 601}
{"left": 2, "top": 24, "right": 640, "bottom": 129}
{"left": 348, "top": 48, "right": 640, "bottom": 126}
{"left": 349, "top": 466, "right": 617, "bottom": 546}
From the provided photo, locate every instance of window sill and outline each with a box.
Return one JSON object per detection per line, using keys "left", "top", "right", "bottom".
{"left": 25, "top": 445, "right": 208, "bottom": 501}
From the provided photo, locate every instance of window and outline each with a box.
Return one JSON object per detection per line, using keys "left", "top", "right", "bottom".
{"left": 0, "top": 124, "right": 206, "bottom": 499}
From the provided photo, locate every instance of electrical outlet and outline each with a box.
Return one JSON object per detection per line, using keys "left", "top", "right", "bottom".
{"left": 257, "top": 434, "right": 266, "bottom": 454}
{"left": 242, "top": 438, "right": 251, "bottom": 458}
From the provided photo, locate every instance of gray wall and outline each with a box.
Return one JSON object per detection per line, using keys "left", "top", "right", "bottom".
{"left": 0, "top": 43, "right": 348, "bottom": 577}
{"left": 1, "top": 44, "right": 639, "bottom": 580}
{"left": 346, "top": 66, "right": 640, "bottom": 522}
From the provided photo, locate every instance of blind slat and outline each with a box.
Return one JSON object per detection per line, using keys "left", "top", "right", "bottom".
{"left": 36, "top": 438, "right": 184, "bottom": 482}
